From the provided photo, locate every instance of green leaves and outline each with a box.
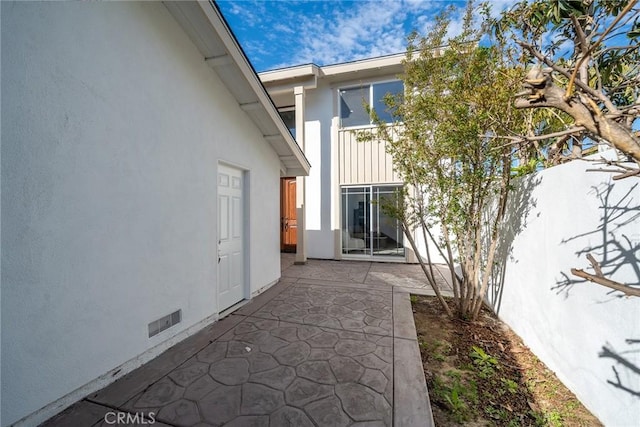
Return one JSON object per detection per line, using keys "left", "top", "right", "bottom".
{"left": 361, "top": 0, "right": 528, "bottom": 321}
{"left": 470, "top": 345, "right": 499, "bottom": 378}
{"left": 490, "top": 0, "right": 640, "bottom": 164}
{"left": 551, "top": 0, "right": 588, "bottom": 22}
{"left": 627, "top": 16, "right": 640, "bottom": 39}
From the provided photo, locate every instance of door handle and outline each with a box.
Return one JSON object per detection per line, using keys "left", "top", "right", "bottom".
{"left": 218, "top": 240, "right": 221, "bottom": 264}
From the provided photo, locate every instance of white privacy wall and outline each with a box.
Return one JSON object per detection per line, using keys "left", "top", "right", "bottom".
{"left": 492, "top": 158, "right": 640, "bottom": 426}
{"left": 1, "top": 2, "right": 281, "bottom": 425}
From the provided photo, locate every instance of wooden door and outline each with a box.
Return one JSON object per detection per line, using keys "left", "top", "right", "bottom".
{"left": 280, "top": 177, "right": 297, "bottom": 252}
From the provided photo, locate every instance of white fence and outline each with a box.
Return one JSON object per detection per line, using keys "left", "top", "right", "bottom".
{"left": 489, "top": 157, "right": 640, "bottom": 426}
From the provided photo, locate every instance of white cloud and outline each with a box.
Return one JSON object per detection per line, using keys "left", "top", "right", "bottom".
{"left": 272, "top": 23, "right": 295, "bottom": 34}
{"left": 283, "top": 0, "right": 415, "bottom": 67}
{"left": 218, "top": 0, "right": 514, "bottom": 71}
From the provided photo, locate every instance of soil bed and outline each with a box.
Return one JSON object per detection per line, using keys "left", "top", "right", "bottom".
{"left": 411, "top": 295, "right": 602, "bottom": 426}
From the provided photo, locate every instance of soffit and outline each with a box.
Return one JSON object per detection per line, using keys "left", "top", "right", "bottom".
{"left": 164, "top": 1, "right": 310, "bottom": 177}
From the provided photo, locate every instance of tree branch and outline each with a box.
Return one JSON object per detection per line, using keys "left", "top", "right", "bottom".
{"left": 583, "top": 157, "right": 640, "bottom": 179}
{"left": 612, "top": 169, "right": 640, "bottom": 180}
{"left": 515, "top": 71, "right": 640, "bottom": 162}
{"left": 487, "top": 127, "right": 587, "bottom": 151}
{"left": 523, "top": 126, "right": 586, "bottom": 142}
{"left": 571, "top": 253, "right": 640, "bottom": 297}
{"left": 586, "top": 253, "right": 604, "bottom": 277}
{"left": 518, "top": 42, "right": 619, "bottom": 113}
{"left": 565, "top": 0, "right": 638, "bottom": 103}
{"left": 571, "top": 268, "right": 640, "bottom": 297}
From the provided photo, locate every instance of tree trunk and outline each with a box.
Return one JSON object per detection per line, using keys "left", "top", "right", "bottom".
{"left": 401, "top": 220, "right": 453, "bottom": 317}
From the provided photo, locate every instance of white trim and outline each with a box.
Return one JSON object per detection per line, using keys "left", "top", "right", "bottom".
{"left": 331, "top": 116, "right": 341, "bottom": 259}
{"left": 258, "top": 53, "right": 404, "bottom": 82}
{"left": 321, "top": 53, "right": 405, "bottom": 76}
{"left": 340, "top": 182, "right": 404, "bottom": 189}
{"left": 338, "top": 77, "right": 404, "bottom": 92}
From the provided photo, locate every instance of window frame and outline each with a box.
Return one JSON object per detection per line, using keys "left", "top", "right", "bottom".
{"left": 340, "top": 183, "right": 406, "bottom": 259}
{"left": 278, "top": 106, "right": 296, "bottom": 137}
{"left": 338, "top": 79, "right": 403, "bottom": 129}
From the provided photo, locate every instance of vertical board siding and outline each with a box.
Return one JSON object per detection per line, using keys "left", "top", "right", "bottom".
{"left": 338, "top": 127, "right": 400, "bottom": 185}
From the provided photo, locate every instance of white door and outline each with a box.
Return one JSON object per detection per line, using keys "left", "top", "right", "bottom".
{"left": 217, "top": 164, "right": 245, "bottom": 311}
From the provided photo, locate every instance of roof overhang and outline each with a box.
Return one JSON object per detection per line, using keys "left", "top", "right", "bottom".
{"left": 259, "top": 52, "right": 406, "bottom": 92}
{"left": 321, "top": 53, "right": 405, "bottom": 81}
{"left": 163, "top": 1, "right": 310, "bottom": 176}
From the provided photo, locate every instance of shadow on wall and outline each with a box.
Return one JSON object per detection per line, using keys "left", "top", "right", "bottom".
{"left": 553, "top": 180, "right": 640, "bottom": 299}
{"left": 488, "top": 173, "right": 542, "bottom": 314}
{"left": 599, "top": 338, "right": 640, "bottom": 399}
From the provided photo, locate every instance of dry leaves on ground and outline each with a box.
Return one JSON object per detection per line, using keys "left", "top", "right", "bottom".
{"left": 412, "top": 296, "right": 602, "bottom": 426}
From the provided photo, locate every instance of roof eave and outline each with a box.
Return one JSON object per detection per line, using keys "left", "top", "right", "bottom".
{"left": 163, "top": 0, "right": 310, "bottom": 177}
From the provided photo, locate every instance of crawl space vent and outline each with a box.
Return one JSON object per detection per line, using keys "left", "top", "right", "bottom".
{"left": 148, "top": 309, "right": 181, "bottom": 338}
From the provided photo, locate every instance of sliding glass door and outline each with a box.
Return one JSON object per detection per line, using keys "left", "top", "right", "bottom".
{"left": 341, "top": 185, "right": 405, "bottom": 258}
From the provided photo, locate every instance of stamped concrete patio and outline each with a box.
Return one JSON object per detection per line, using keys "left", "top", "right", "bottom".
{"left": 44, "top": 255, "right": 452, "bottom": 427}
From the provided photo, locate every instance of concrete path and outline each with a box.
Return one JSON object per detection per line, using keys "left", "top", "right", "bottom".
{"left": 44, "top": 256, "right": 449, "bottom": 426}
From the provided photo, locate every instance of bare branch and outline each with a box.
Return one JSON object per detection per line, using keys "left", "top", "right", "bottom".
{"left": 582, "top": 157, "right": 640, "bottom": 180}
{"left": 585, "top": 168, "right": 640, "bottom": 180}
{"left": 524, "top": 126, "right": 586, "bottom": 142}
{"left": 597, "top": 45, "right": 640, "bottom": 55}
{"left": 571, "top": 268, "right": 640, "bottom": 297}
{"left": 570, "top": 15, "right": 589, "bottom": 56}
{"left": 586, "top": 253, "right": 604, "bottom": 277}
{"left": 583, "top": 157, "right": 639, "bottom": 170}
{"left": 612, "top": 169, "right": 640, "bottom": 180}
{"left": 489, "top": 126, "right": 587, "bottom": 151}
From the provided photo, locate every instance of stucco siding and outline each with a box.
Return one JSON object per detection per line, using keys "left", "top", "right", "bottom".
{"left": 1, "top": 2, "right": 280, "bottom": 425}
{"left": 491, "top": 159, "right": 640, "bottom": 426}
{"left": 303, "top": 85, "right": 335, "bottom": 258}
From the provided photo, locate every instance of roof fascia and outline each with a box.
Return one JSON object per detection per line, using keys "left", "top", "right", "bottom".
{"left": 321, "top": 53, "right": 405, "bottom": 77}
{"left": 259, "top": 53, "right": 406, "bottom": 86}
{"left": 259, "top": 64, "right": 320, "bottom": 83}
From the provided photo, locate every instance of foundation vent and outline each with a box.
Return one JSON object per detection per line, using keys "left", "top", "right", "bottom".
{"left": 148, "top": 309, "right": 182, "bottom": 338}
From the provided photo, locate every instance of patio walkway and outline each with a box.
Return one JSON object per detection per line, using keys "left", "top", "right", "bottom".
{"left": 44, "top": 256, "right": 452, "bottom": 426}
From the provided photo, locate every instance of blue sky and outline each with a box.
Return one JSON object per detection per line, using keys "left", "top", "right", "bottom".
{"left": 216, "top": 0, "right": 512, "bottom": 72}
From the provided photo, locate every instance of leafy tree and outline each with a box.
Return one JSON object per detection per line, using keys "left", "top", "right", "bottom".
{"left": 361, "top": 3, "right": 529, "bottom": 320}
{"left": 493, "top": 0, "right": 640, "bottom": 296}
{"left": 492, "top": 0, "right": 640, "bottom": 178}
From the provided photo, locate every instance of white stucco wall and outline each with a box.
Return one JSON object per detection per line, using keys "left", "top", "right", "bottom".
{"left": 303, "top": 82, "right": 335, "bottom": 259}
{"left": 302, "top": 77, "right": 416, "bottom": 260}
{"left": 1, "top": 2, "right": 281, "bottom": 425}
{"left": 411, "top": 221, "right": 448, "bottom": 265}
{"left": 492, "top": 158, "right": 640, "bottom": 426}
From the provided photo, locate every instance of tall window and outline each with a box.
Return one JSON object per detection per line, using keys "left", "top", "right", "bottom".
{"left": 341, "top": 185, "right": 405, "bottom": 257}
{"left": 339, "top": 80, "right": 403, "bottom": 128}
